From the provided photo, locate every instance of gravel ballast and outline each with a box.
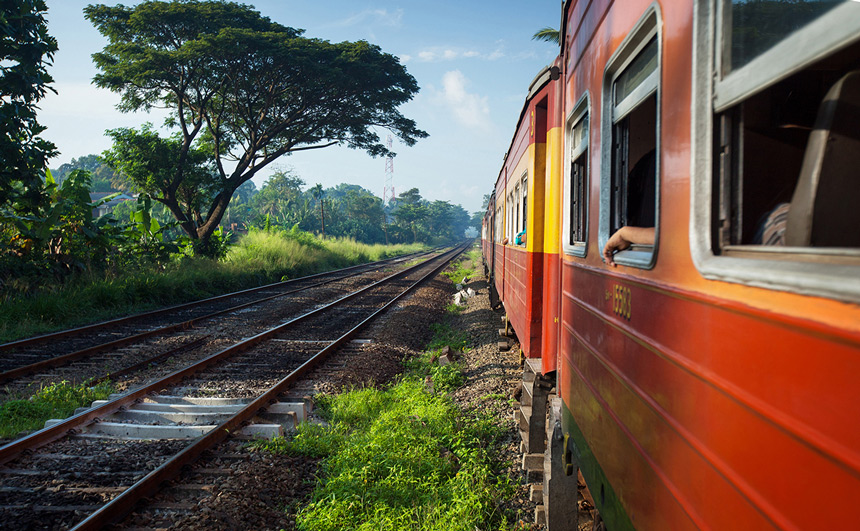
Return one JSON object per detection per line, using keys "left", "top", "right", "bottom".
{"left": 120, "top": 249, "right": 543, "bottom": 530}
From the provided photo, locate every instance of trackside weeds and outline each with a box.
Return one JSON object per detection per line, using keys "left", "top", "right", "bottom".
{"left": 252, "top": 245, "right": 539, "bottom": 530}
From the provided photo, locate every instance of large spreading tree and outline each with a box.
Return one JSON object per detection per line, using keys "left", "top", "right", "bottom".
{"left": 85, "top": 0, "right": 426, "bottom": 252}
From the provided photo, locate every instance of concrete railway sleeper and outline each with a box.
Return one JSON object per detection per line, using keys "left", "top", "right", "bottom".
{"left": 0, "top": 243, "right": 469, "bottom": 530}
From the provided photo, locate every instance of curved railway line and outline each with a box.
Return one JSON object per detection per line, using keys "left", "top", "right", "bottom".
{"left": 0, "top": 242, "right": 468, "bottom": 530}
{"left": 0, "top": 250, "right": 435, "bottom": 397}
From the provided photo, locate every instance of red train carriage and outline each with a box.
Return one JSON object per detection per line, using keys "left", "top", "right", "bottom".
{"left": 482, "top": 1, "right": 860, "bottom": 529}
{"left": 486, "top": 63, "right": 564, "bottom": 374}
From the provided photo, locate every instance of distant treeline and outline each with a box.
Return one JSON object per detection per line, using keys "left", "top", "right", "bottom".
{"left": 52, "top": 155, "right": 472, "bottom": 246}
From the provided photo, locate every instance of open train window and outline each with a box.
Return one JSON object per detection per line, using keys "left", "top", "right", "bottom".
{"left": 496, "top": 205, "right": 503, "bottom": 243}
{"left": 691, "top": 0, "right": 860, "bottom": 300}
{"left": 564, "top": 95, "right": 589, "bottom": 257}
{"left": 522, "top": 174, "right": 528, "bottom": 233}
{"left": 600, "top": 9, "right": 660, "bottom": 269}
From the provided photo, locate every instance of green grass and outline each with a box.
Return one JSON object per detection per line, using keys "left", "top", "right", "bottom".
{"left": 250, "top": 311, "right": 523, "bottom": 530}
{"left": 0, "top": 380, "right": 114, "bottom": 439}
{"left": 0, "top": 230, "right": 424, "bottom": 343}
{"left": 440, "top": 247, "right": 481, "bottom": 285}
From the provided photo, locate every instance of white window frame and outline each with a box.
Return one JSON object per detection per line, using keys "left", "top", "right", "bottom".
{"left": 691, "top": 0, "right": 860, "bottom": 302}
{"left": 514, "top": 183, "right": 521, "bottom": 235}
{"left": 522, "top": 173, "right": 528, "bottom": 233}
{"left": 714, "top": 1, "right": 860, "bottom": 112}
{"left": 599, "top": 5, "right": 662, "bottom": 269}
{"left": 496, "top": 205, "right": 503, "bottom": 243}
{"left": 563, "top": 93, "right": 590, "bottom": 257}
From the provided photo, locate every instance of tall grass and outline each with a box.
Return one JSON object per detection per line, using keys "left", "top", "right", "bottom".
{"left": 0, "top": 380, "right": 114, "bottom": 439}
{"left": 0, "top": 230, "right": 424, "bottom": 343}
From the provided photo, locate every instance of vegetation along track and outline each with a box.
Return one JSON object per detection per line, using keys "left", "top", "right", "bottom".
{"left": 0, "top": 249, "right": 436, "bottom": 394}
{"left": 0, "top": 243, "right": 469, "bottom": 530}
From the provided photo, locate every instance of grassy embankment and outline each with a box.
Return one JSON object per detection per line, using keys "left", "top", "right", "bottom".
{"left": 252, "top": 247, "right": 525, "bottom": 530}
{"left": 0, "top": 380, "right": 114, "bottom": 439}
{"left": 0, "top": 230, "right": 424, "bottom": 343}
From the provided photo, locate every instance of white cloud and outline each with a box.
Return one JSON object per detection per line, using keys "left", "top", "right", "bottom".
{"left": 413, "top": 47, "right": 487, "bottom": 62}
{"left": 332, "top": 8, "right": 403, "bottom": 28}
{"left": 438, "top": 70, "right": 491, "bottom": 131}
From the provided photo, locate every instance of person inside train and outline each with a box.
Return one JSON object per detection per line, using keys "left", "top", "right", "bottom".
{"left": 515, "top": 229, "right": 526, "bottom": 245}
{"left": 603, "top": 149, "right": 656, "bottom": 267}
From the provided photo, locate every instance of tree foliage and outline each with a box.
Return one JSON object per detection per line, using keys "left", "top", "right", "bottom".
{"left": 102, "top": 124, "right": 217, "bottom": 229}
{"left": 52, "top": 154, "right": 121, "bottom": 192}
{"left": 532, "top": 26, "right": 559, "bottom": 45}
{"left": 85, "top": 0, "right": 427, "bottom": 252}
{"left": 0, "top": 0, "right": 58, "bottom": 214}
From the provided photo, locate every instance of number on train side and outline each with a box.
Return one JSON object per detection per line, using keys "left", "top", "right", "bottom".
{"left": 612, "top": 284, "right": 632, "bottom": 320}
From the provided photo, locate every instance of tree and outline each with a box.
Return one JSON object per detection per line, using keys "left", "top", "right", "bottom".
{"left": 532, "top": 27, "right": 560, "bottom": 45}
{"left": 102, "top": 124, "right": 217, "bottom": 229}
{"left": 470, "top": 210, "right": 484, "bottom": 232}
{"left": 0, "top": 0, "right": 58, "bottom": 214}
{"left": 311, "top": 184, "right": 325, "bottom": 238}
{"left": 52, "top": 154, "right": 121, "bottom": 192}
{"left": 250, "top": 169, "right": 304, "bottom": 226}
{"left": 85, "top": 0, "right": 427, "bottom": 253}
{"left": 392, "top": 188, "right": 427, "bottom": 243}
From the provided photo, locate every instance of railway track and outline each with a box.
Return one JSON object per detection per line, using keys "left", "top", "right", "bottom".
{"left": 0, "top": 243, "right": 468, "bottom": 530}
{"left": 0, "top": 250, "right": 434, "bottom": 396}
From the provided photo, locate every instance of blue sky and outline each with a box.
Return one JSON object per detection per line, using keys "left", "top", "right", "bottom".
{"left": 41, "top": 1, "right": 561, "bottom": 214}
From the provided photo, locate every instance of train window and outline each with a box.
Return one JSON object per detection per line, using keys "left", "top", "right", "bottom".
{"left": 600, "top": 11, "right": 660, "bottom": 270}
{"left": 691, "top": 0, "right": 860, "bottom": 301}
{"left": 564, "top": 95, "right": 589, "bottom": 257}
{"left": 514, "top": 183, "right": 521, "bottom": 237}
{"left": 714, "top": 1, "right": 860, "bottom": 109}
{"left": 522, "top": 175, "right": 528, "bottom": 233}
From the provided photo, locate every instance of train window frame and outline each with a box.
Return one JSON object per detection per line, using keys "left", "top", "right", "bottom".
{"left": 522, "top": 174, "right": 528, "bottom": 231}
{"left": 514, "top": 182, "right": 520, "bottom": 238}
{"left": 714, "top": 1, "right": 860, "bottom": 112}
{"left": 563, "top": 93, "right": 590, "bottom": 258}
{"left": 691, "top": 0, "right": 860, "bottom": 302}
{"left": 599, "top": 6, "right": 661, "bottom": 270}
{"left": 496, "top": 204, "right": 503, "bottom": 243}
{"left": 521, "top": 173, "right": 528, "bottom": 246}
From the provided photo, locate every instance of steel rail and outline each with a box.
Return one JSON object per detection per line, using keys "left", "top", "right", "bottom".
{"left": 0, "top": 249, "right": 436, "bottom": 382}
{"left": 0, "top": 249, "right": 432, "bottom": 353}
{"left": 0, "top": 245, "right": 463, "bottom": 466}
{"left": 69, "top": 241, "right": 469, "bottom": 530}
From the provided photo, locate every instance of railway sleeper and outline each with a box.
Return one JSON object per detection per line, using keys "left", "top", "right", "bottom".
{"left": 47, "top": 395, "right": 310, "bottom": 441}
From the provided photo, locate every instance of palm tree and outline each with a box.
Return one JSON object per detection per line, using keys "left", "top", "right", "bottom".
{"left": 311, "top": 183, "right": 325, "bottom": 238}
{"left": 532, "top": 27, "right": 559, "bottom": 45}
